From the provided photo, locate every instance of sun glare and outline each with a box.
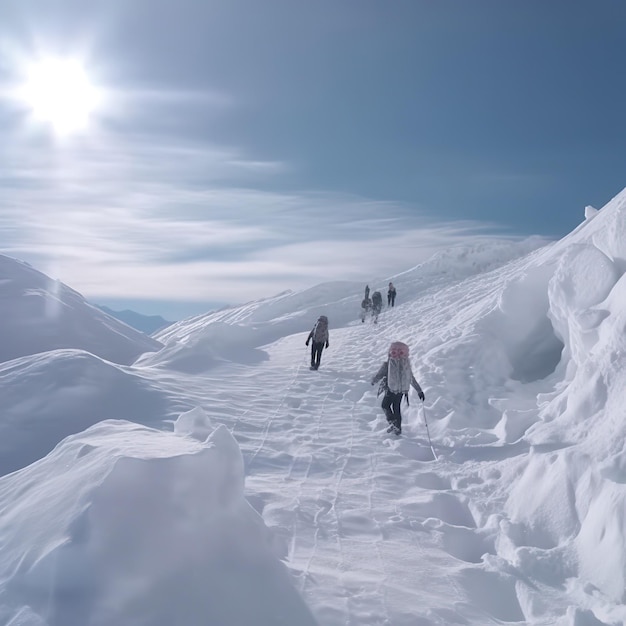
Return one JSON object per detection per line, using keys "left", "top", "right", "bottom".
{"left": 16, "top": 57, "right": 100, "bottom": 135}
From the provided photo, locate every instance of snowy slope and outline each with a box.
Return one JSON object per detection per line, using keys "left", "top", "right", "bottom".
{"left": 0, "top": 254, "right": 162, "bottom": 365}
{"left": 0, "top": 189, "right": 625, "bottom": 625}
{"left": 139, "top": 237, "right": 547, "bottom": 374}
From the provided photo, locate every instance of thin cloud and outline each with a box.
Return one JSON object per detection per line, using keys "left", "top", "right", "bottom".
{"left": 225, "top": 159, "right": 287, "bottom": 174}
{"left": 0, "top": 122, "right": 548, "bottom": 309}
{"left": 2, "top": 192, "right": 541, "bottom": 305}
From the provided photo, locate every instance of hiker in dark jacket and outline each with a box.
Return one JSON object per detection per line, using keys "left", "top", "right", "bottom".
{"left": 361, "top": 297, "right": 372, "bottom": 323}
{"left": 371, "top": 290, "right": 383, "bottom": 323}
{"left": 387, "top": 282, "right": 396, "bottom": 307}
{"left": 305, "top": 315, "right": 329, "bottom": 370}
{"left": 364, "top": 284, "right": 370, "bottom": 300}
{"left": 371, "top": 342, "right": 424, "bottom": 434}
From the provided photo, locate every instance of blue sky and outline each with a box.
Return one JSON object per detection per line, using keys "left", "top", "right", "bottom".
{"left": 0, "top": 0, "right": 624, "bottom": 319}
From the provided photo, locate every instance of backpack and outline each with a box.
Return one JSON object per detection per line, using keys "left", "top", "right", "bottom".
{"left": 386, "top": 341, "right": 412, "bottom": 393}
{"left": 312, "top": 315, "right": 329, "bottom": 342}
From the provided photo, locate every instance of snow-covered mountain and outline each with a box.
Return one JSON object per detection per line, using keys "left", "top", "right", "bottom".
{"left": 0, "top": 188, "right": 625, "bottom": 626}
{"left": 0, "top": 255, "right": 162, "bottom": 365}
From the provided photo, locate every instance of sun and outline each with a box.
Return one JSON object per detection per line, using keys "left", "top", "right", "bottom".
{"left": 16, "top": 57, "right": 100, "bottom": 135}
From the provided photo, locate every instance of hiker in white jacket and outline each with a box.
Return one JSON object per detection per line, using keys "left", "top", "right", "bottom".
{"left": 371, "top": 341, "right": 424, "bottom": 435}
{"left": 305, "top": 315, "right": 329, "bottom": 370}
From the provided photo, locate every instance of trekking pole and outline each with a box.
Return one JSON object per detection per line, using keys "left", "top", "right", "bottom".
{"left": 421, "top": 401, "right": 438, "bottom": 461}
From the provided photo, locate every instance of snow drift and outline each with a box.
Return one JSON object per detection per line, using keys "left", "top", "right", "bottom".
{"left": 0, "top": 414, "right": 317, "bottom": 626}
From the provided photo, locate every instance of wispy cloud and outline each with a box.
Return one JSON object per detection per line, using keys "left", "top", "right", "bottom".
{"left": 0, "top": 118, "right": 541, "bottom": 310}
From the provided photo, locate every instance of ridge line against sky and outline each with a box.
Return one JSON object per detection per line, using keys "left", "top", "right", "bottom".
{"left": 0, "top": 0, "right": 624, "bottom": 318}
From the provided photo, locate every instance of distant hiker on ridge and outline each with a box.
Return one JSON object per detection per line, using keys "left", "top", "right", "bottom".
{"left": 371, "top": 341, "right": 424, "bottom": 435}
{"left": 361, "top": 295, "right": 372, "bottom": 323}
{"left": 387, "top": 282, "right": 396, "bottom": 307}
{"left": 305, "top": 315, "right": 329, "bottom": 370}
{"left": 371, "top": 290, "right": 383, "bottom": 324}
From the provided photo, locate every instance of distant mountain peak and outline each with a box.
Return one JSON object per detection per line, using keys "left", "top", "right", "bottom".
{"left": 96, "top": 305, "right": 174, "bottom": 335}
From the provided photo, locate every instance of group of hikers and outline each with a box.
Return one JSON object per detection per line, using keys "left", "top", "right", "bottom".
{"left": 305, "top": 281, "right": 424, "bottom": 435}
{"left": 361, "top": 282, "right": 396, "bottom": 324}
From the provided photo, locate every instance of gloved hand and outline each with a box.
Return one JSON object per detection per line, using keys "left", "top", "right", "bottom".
{"left": 305, "top": 340, "right": 309, "bottom": 346}
{"left": 325, "top": 341, "right": 329, "bottom": 349}
{"left": 418, "top": 391, "right": 425, "bottom": 401}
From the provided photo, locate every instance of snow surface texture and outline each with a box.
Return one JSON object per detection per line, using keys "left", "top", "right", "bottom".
{"left": 1, "top": 189, "right": 626, "bottom": 625}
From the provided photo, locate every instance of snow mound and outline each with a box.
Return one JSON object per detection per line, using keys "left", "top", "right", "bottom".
{"left": 137, "top": 321, "right": 270, "bottom": 372}
{"left": 548, "top": 243, "right": 620, "bottom": 365}
{"left": 488, "top": 192, "right": 626, "bottom": 616}
{"left": 0, "top": 418, "right": 316, "bottom": 626}
{"left": 0, "top": 350, "right": 171, "bottom": 477}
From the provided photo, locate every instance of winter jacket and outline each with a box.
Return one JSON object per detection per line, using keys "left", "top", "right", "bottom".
{"left": 371, "top": 360, "right": 424, "bottom": 398}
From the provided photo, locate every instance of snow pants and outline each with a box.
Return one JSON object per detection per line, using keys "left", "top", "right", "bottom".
{"left": 388, "top": 292, "right": 396, "bottom": 307}
{"left": 372, "top": 303, "right": 382, "bottom": 322}
{"left": 310, "top": 341, "right": 324, "bottom": 369}
{"left": 382, "top": 391, "right": 404, "bottom": 430}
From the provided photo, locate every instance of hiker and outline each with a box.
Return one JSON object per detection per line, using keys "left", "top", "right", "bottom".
{"left": 305, "top": 315, "right": 329, "bottom": 370}
{"left": 364, "top": 284, "right": 370, "bottom": 300}
{"left": 361, "top": 296, "right": 372, "bottom": 323}
{"left": 371, "top": 341, "right": 424, "bottom": 435}
{"left": 387, "top": 282, "right": 396, "bottom": 307}
{"left": 371, "top": 290, "right": 383, "bottom": 323}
